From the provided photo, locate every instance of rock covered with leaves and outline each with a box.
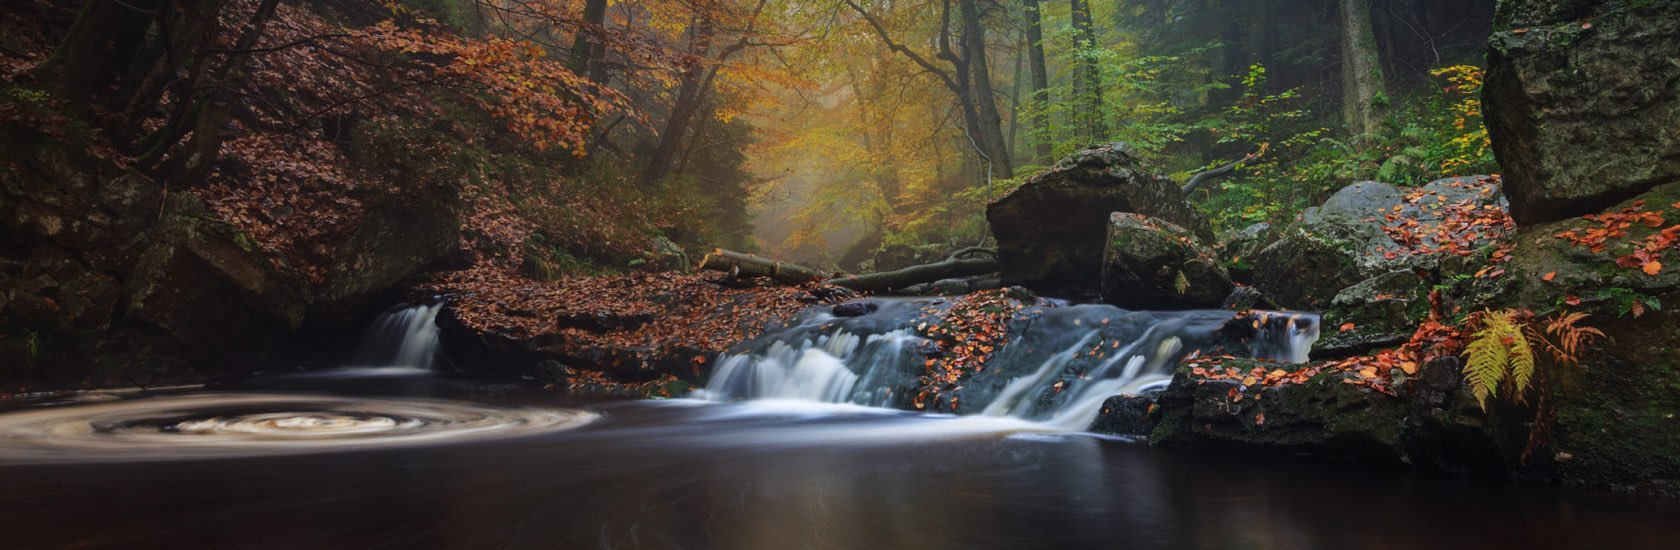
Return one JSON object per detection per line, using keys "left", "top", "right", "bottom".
{"left": 987, "top": 143, "right": 1213, "bottom": 293}
{"left": 1251, "top": 176, "right": 1508, "bottom": 310}
{"left": 1100, "top": 213, "right": 1232, "bottom": 309}
{"left": 426, "top": 269, "right": 819, "bottom": 396}
{"left": 1485, "top": 0, "right": 1680, "bottom": 223}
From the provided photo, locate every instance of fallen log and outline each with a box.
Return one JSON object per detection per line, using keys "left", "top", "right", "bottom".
{"left": 824, "top": 257, "right": 1000, "bottom": 293}
{"left": 698, "top": 247, "right": 1001, "bottom": 294}
{"left": 697, "top": 249, "right": 827, "bottom": 284}
{"left": 1182, "top": 143, "right": 1269, "bottom": 196}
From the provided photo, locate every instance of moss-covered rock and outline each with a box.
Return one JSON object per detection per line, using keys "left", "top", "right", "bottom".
{"left": 1315, "top": 271, "right": 1430, "bottom": 357}
{"left": 1100, "top": 213, "right": 1232, "bottom": 310}
{"left": 1546, "top": 292, "right": 1680, "bottom": 493}
{"left": 1146, "top": 356, "right": 1528, "bottom": 472}
{"left": 1251, "top": 177, "right": 1505, "bottom": 310}
{"left": 987, "top": 143, "right": 1212, "bottom": 294}
{"left": 1149, "top": 358, "right": 1412, "bottom": 464}
{"left": 1250, "top": 181, "right": 1405, "bottom": 309}
{"left": 1486, "top": 0, "right": 1680, "bottom": 223}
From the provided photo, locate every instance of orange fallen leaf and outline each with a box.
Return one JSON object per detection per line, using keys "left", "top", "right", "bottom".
{"left": 1643, "top": 261, "right": 1663, "bottom": 276}
{"left": 1542, "top": 271, "right": 1556, "bottom": 282}
{"left": 1400, "top": 361, "right": 1418, "bottom": 375}
{"left": 1565, "top": 295, "right": 1582, "bottom": 306}
{"left": 1255, "top": 412, "right": 1265, "bottom": 426}
{"left": 1339, "top": 322, "right": 1356, "bottom": 332}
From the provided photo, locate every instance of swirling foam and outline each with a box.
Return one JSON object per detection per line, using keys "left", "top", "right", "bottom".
{"left": 0, "top": 393, "right": 597, "bottom": 462}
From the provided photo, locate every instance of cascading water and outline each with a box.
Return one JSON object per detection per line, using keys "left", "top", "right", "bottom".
{"left": 353, "top": 302, "right": 445, "bottom": 370}
{"left": 702, "top": 298, "right": 1320, "bottom": 431}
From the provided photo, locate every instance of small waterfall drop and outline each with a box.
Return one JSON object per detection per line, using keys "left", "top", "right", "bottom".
{"left": 354, "top": 302, "right": 444, "bottom": 370}
{"left": 701, "top": 298, "right": 1320, "bottom": 431}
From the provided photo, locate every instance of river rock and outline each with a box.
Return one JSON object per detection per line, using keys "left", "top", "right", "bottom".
{"left": 1149, "top": 357, "right": 1521, "bottom": 471}
{"left": 1217, "top": 222, "right": 1272, "bottom": 282}
{"left": 1090, "top": 394, "right": 1158, "bottom": 437}
{"left": 1485, "top": 0, "right": 1680, "bottom": 224}
{"left": 1248, "top": 181, "right": 1404, "bottom": 309}
{"left": 1100, "top": 213, "right": 1232, "bottom": 310}
{"left": 987, "top": 143, "right": 1213, "bottom": 293}
{"left": 1314, "top": 271, "right": 1428, "bottom": 358}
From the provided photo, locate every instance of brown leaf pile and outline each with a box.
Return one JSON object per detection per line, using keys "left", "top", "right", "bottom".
{"left": 427, "top": 268, "right": 817, "bottom": 379}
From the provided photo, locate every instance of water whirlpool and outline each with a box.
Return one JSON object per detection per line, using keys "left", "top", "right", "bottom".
{"left": 0, "top": 393, "right": 597, "bottom": 462}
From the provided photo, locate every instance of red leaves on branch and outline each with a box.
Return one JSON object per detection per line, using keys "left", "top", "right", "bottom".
{"left": 353, "top": 20, "right": 635, "bottom": 156}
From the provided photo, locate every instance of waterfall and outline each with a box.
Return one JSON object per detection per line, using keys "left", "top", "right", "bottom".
{"left": 353, "top": 303, "right": 444, "bottom": 370}
{"left": 700, "top": 298, "right": 1320, "bottom": 430}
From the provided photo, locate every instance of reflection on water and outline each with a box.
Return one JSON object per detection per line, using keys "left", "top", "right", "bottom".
{"left": 0, "top": 393, "right": 1676, "bottom": 549}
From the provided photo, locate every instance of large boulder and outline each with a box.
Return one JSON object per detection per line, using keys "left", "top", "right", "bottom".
{"left": 987, "top": 143, "right": 1212, "bottom": 294}
{"left": 1101, "top": 213, "right": 1232, "bottom": 310}
{"left": 1485, "top": 0, "right": 1680, "bottom": 224}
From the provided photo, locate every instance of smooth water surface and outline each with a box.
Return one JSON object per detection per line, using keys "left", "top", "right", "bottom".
{"left": 0, "top": 390, "right": 1674, "bottom": 549}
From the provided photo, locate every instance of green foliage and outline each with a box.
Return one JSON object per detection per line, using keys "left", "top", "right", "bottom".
{"left": 1188, "top": 63, "right": 1501, "bottom": 234}
{"left": 1595, "top": 287, "right": 1663, "bottom": 317}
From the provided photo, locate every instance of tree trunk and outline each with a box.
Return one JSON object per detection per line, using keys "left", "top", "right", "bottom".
{"left": 163, "top": 0, "right": 282, "bottom": 185}
{"left": 825, "top": 257, "right": 999, "bottom": 292}
{"left": 698, "top": 249, "right": 827, "bottom": 284}
{"left": 643, "top": 15, "right": 714, "bottom": 184}
{"left": 1070, "top": 0, "right": 1106, "bottom": 142}
{"left": 1024, "top": 0, "right": 1052, "bottom": 163}
{"left": 1338, "top": 0, "right": 1386, "bottom": 138}
{"left": 567, "top": 0, "right": 608, "bottom": 79}
{"left": 956, "top": 0, "right": 1012, "bottom": 179}
{"left": 35, "top": 0, "right": 163, "bottom": 107}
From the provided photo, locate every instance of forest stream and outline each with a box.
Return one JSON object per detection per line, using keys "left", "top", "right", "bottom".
{"left": 0, "top": 303, "right": 1677, "bottom": 548}
{"left": 5, "top": 0, "right": 1680, "bottom": 547}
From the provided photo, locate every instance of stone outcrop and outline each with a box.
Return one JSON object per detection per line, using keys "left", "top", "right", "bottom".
{"left": 1100, "top": 213, "right": 1232, "bottom": 310}
{"left": 1147, "top": 357, "right": 1529, "bottom": 473}
{"left": 1485, "top": 0, "right": 1680, "bottom": 224}
{"left": 987, "top": 143, "right": 1212, "bottom": 294}
{"left": 0, "top": 130, "right": 459, "bottom": 388}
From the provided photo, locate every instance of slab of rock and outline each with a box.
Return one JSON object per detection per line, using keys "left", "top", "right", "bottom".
{"left": 987, "top": 143, "right": 1212, "bottom": 293}
{"left": 1485, "top": 0, "right": 1680, "bottom": 223}
{"left": 1101, "top": 213, "right": 1232, "bottom": 310}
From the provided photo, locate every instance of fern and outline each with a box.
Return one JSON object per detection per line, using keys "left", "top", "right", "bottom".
{"left": 1461, "top": 310, "right": 1534, "bottom": 411}
{"left": 1539, "top": 311, "right": 1606, "bottom": 368}
{"left": 1508, "top": 321, "right": 1536, "bottom": 401}
{"left": 1464, "top": 318, "right": 1509, "bottom": 410}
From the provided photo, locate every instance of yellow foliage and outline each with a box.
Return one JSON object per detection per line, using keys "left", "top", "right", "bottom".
{"left": 1463, "top": 309, "right": 1605, "bottom": 411}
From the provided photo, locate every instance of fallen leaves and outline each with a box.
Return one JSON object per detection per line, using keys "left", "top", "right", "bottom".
{"left": 1379, "top": 178, "right": 1514, "bottom": 262}
{"left": 427, "top": 268, "right": 819, "bottom": 392}
{"left": 1554, "top": 200, "right": 1676, "bottom": 276}
{"left": 910, "top": 289, "right": 1028, "bottom": 410}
